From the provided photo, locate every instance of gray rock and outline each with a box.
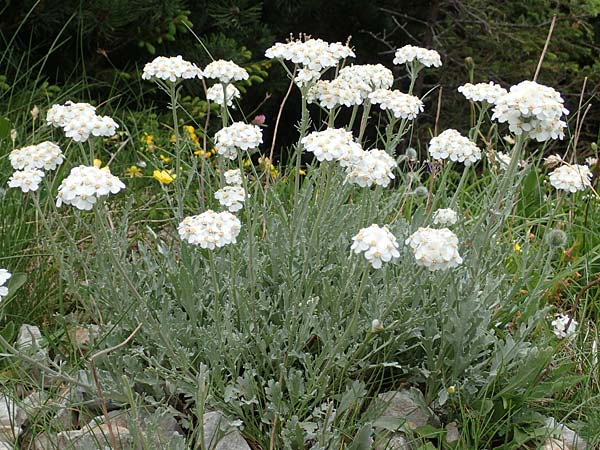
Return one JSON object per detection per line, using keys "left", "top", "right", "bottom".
{"left": 202, "top": 411, "right": 251, "bottom": 450}
{"left": 375, "top": 389, "right": 440, "bottom": 431}
{"left": 545, "top": 417, "right": 587, "bottom": 450}
{"left": 445, "top": 421, "right": 459, "bottom": 443}
{"left": 375, "top": 432, "right": 410, "bottom": 450}
{"left": 56, "top": 424, "right": 132, "bottom": 449}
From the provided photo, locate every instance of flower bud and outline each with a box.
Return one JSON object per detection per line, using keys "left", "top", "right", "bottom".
{"left": 405, "top": 147, "right": 418, "bottom": 161}
{"left": 413, "top": 186, "right": 429, "bottom": 198}
{"left": 546, "top": 229, "right": 567, "bottom": 248}
{"left": 371, "top": 319, "right": 384, "bottom": 333}
{"left": 464, "top": 57, "right": 475, "bottom": 71}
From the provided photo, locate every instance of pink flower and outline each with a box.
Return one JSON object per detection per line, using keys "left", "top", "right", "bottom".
{"left": 252, "top": 114, "right": 266, "bottom": 125}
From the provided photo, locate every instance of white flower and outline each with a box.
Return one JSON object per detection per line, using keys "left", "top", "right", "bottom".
{"left": 265, "top": 38, "right": 354, "bottom": 72}
{"left": 337, "top": 64, "right": 394, "bottom": 100}
{"left": 428, "top": 129, "right": 481, "bottom": 165}
{"left": 393, "top": 45, "right": 442, "bottom": 68}
{"left": 549, "top": 164, "right": 592, "bottom": 193}
{"left": 178, "top": 210, "right": 241, "bottom": 248}
{"left": 47, "top": 101, "right": 119, "bottom": 142}
{"left": 495, "top": 151, "right": 526, "bottom": 170}
{"left": 9, "top": 141, "right": 64, "bottom": 171}
{"left": 141, "top": 55, "right": 203, "bottom": 82}
{"left": 371, "top": 319, "right": 384, "bottom": 332}
{"left": 543, "top": 154, "right": 564, "bottom": 168}
{"left": 368, "top": 89, "right": 424, "bottom": 120}
{"left": 458, "top": 82, "right": 507, "bottom": 104}
{"left": 0, "top": 269, "right": 11, "bottom": 300}
{"left": 294, "top": 68, "right": 321, "bottom": 88}
{"left": 206, "top": 84, "right": 241, "bottom": 107}
{"left": 551, "top": 314, "right": 578, "bottom": 339}
{"left": 585, "top": 156, "right": 598, "bottom": 167}
{"left": 56, "top": 165, "right": 126, "bottom": 210}
{"left": 432, "top": 208, "right": 458, "bottom": 226}
{"left": 491, "top": 80, "right": 569, "bottom": 142}
{"left": 351, "top": 224, "right": 400, "bottom": 269}
{"left": 301, "top": 128, "right": 362, "bottom": 166}
{"left": 406, "top": 227, "right": 463, "bottom": 271}
{"left": 214, "top": 185, "right": 247, "bottom": 212}
{"left": 344, "top": 149, "right": 397, "bottom": 187}
{"left": 8, "top": 169, "right": 45, "bottom": 193}
{"left": 214, "top": 122, "right": 263, "bottom": 160}
{"left": 202, "top": 60, "right": 248, "bottom": 84}
{"left": 307, "top": 78, "right": 363, "bottom": 109}
{"left": 224, "top": 169, "right": 243, "bottom": 185}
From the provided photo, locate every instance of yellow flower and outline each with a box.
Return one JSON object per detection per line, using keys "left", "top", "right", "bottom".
{"left": 183, "top": 125, "right": 201, "bottom": 148}
{"left": 153, "top": 169, "right": 176, "bottom": 184}
{"left": 143, "top": 132, "right": 156, "bottom": 151}
{"left": 299, "top": 169, "right": 307, "bottom": 176}
{"left": 513, "top": 243, "right": 522, "bottom": 252}
{"left": 125, "top": 165, "right": 143, "bottom": 177}
{"left": 159, "top": 154, "right": 171, "bottom": 163}
{"left": 93, "top": 159, "right": 102, "bottom": 168}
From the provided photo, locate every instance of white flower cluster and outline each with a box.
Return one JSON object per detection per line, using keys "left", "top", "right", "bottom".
{"left": 368, "top": 89, "right": 424, "bottom": 120}
{"left": 202, "top": 60, "right": 249, "bottom": 84}
{"left": 206, "top": 84, "right": 241, "bottom": 107}
{"left": 46, "top": 101, "right": 119, "bottom": 142}
{"left": 491, "top": 80, "right": 569, "bottom": 142}
{"left": 337, "top": 64, "right": 394, "bottom": 100}
{"left": 9, "top": 141, "right": 64, "bottom": 171}
{"left": 214, "top": 186, "right": 247, "bottom": 212}
{"left": 458, "top": 82, "right": 507, "bottom": 104}
{"left": 8, "top": 169, "right": 45, "bottom": 193}
{"left": 432, "top": 208, "right": 458, "bottom": 226}
{"left": 548, "top": 164, "right": 592, "bottom": 193}
{"left": 344, "top": 149, "right": 397, "bottom": 188}
{"left": 428, "top": 129, "right": 482, "bottom": 165}
{"left": 307, "top": 78, "right": 362, "bottom": 109}
{"left": 214, "top": 122, "right": 263, "bottom": 160}
{"left": 551, "top": 314, "right": 578, "bottom": 339}
{"left": 56, "top": 165, "right": 126, "bottom": 210}
{"left": 393, "top": 45, "right": 442, "bottom": 68}
{"left": 351, "top": 224, "right": 400, "bottom": 269}
{"left": 406, "top": 227, "right": 463, "bottom": 271}
{"left": 301, "top": 128, "right": 362, "bottom": 165}
{"left": 0, "top": 269, "right": 11, "bottom": 300}
{"left": 294, "top": 68, "right": 321, "bottom": 88}
{"left": 178, "top": 210, "right": 241, "bottom": 249}
{"left": 265, "top": 38, "right": 355, "bottom": 71}
{"left": 224, "top": 169, "right": 242, "bottom": 186}
{"left": 141, "top": 55, "right": 203, "bottom": 82}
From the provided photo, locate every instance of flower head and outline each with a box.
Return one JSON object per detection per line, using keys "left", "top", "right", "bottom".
{"left": 56, "top": 165, "right": 125, "bottom": 210}
{"left": 432, "top": 208, "right": 458, "bottom": 226}
{"left": 393, "top": 45, "right": 442, "bottom": 68}
{"left": 344, "top": 149, "right": 397, "bottom": 188}
{"left": 458, "top": 82, "right": 507, "bottom": 105}
{"left": 9, "top": 141, "right": 64, "bottom": 171}
{"left": 214, "top": 122, "right": 263, "bottom": 160}
{"left": 351, "top": 224, "right": 400, "bottom": 269}
{"left": 224, "top": 169, "right": 243, "bottom": 185}
{"left": 406, "top": 227, "right": 463, "bottom": 271}
{"left": 0, "top": 269, "right": 11, "bottom": 300}
{"left": 8, "top": 169, "right": 45, "bottom": 193}
{"left": 206, "top": 84, "right": 241, "bottom": 107}
{"left": 47, "top": 101, "right": 118, "bottom": 142}
{"left": 548, "top": 164, "right": 592, "bottom": 193}
{"left": 202, "top": 60, "right": 248, "bottom": 84}
{"left": 337, "top": 64, "right": 394, "bottom": 100}
{"left": 214, "top": 185, "right": 247, "bottom": 212}
{"left": 142, "top": 55, "right": 203, "bottom": 82}
{"left": 492, "top": 80, "right": 568, "bottom": 142}
{"left": 551, "top": 314, "right": 578, "bottom": 339}
{"left": 178, "top": 210, "right": 241, "bottom": 248}
{"left": 307, "top": 78, "right": 363, "bottom": 109}
{"left": 368, "top": 89, "right": 424, "bottom": 120}
{"left": 301, "top": 128, "right": 362, "bottom": 166}
{"left": 266, "top": 38, "right": 354, "bottom": 72}
{"left": 428, "top": 129, "right": 481, "bottom": 165}
{"left": 153, "top": 169, "right": 177, "bottom": 184}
